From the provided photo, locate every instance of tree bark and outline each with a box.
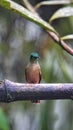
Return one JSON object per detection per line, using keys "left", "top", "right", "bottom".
{"left": 0, "top": 79, "right": 73, "bottom": 103}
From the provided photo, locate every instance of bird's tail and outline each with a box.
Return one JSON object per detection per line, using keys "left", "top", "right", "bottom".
{"left": 31, "top": 100, "right": 40, "bottom": 104}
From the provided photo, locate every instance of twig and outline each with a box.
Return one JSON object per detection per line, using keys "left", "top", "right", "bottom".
{"left": 48, "top": 31, "right": 73, "bottom": 55}
{"left": 23, "top": 0, "right": 73, "bottom": 56}
{"left": 0, "top": 79, "right": 73, "bottom": 103}
{"left": 22, "top": 0, "right": 37, "bottom": 15}
{"left": 0, "top": 0, "right": 73, "bottom": 55}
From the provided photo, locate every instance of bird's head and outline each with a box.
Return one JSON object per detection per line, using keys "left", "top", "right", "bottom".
{"left": 30, "top": 52, "right": 40, "bottom": 63}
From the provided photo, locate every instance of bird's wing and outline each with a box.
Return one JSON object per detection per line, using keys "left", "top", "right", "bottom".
{"left": 39, "top": 69, "right": 41, "bottom": 83}
{"left": 25, "top": 67, "right": 28, "bottom": 82}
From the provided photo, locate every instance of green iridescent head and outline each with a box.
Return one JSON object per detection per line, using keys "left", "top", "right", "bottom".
{"left": 30, "top": 52, "right": 40, "bottom": 62}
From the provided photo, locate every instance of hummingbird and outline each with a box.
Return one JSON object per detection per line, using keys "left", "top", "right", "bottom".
{"left": 25, "top": 52, "right": 41, "bottom": 103}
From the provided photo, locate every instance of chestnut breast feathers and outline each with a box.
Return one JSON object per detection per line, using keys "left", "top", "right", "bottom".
{"left": 25, "top": 63, "right": 41, "bottom": 83}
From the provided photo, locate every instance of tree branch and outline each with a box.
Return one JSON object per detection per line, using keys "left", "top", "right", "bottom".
{"left": 48, "top": 31, "right": 73, "bottom": 56}
{"left": 0, "top": 79, "right": 73, "bottom": 103}
{"left": 22, "top": 0, "right": 73, "bottom": 56}
{"left": 0, "top": 0, "right": 73, "bottom": 56}
{"left": 21, "top": 0, "right": 73, "bottom": 56}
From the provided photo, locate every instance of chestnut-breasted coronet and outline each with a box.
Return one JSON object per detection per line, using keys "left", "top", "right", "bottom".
{"left": 25, "top": 52, "right": 41, "bottom": 103}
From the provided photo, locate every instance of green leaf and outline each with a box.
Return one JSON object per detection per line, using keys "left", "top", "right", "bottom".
{"left": 0, "top": 0, "right": 57, "bottom": 33}
{"left": 49, "top": 6, "right": 73, "bottom": 22}
{"left": 0, "top": 108, "right": 9, "bottom": 130}
{"left": 35, "top": 0, "right": 70, "bottom": 9}
{"left": 61, "top": 34, "right": 73, "bottom": 40}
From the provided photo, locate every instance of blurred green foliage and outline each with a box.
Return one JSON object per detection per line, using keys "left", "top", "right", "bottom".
{"left": 0, "top": 108, "right": 9, "bottom": 130}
